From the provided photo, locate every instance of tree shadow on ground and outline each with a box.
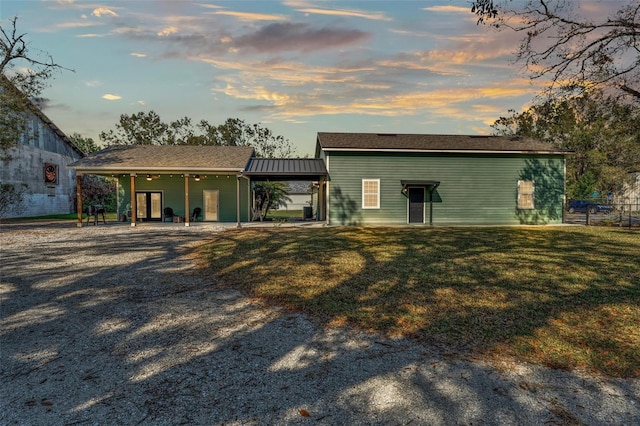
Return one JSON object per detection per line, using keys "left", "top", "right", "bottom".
{"left": 1, "top": 225, "right": 638, "bottom": 425}
{"left": 198, "top": 226, "right": 640, "bottom": 376}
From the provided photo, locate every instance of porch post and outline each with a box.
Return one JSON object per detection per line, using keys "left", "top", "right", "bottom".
{"left": 236, "top": 175, "right": 242, "bottom": 228}
{"left": 184, "top": 174, "right": 190, "bottom": 227}
{"left": 130, "top": 174, "right": 137, "bottom": 227}
{"left": 319, "top": 177, "right": 327, "bottom": 221}
{"left": 76, "top": 174, "right": 83, "bottom": 228}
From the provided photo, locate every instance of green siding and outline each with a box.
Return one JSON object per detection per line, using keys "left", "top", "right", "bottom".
{"left": 326, "top": 152, "right": 565, "bottom": 226}
{"left": 117, "top": 174, "right": 249, "bottom": 222}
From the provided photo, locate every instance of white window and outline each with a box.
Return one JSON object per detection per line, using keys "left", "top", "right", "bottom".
{"left": 517, "top": 180, "right": 535, "bottom": 209}
{"left": 362, "top": 179, "right": 380, "bottom": 209}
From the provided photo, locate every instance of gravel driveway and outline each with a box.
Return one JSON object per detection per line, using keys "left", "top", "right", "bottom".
{"left": 1, "top": 221, "right": 638, "bottom": 425}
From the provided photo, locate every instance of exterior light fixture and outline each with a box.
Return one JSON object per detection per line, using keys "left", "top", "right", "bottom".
{"left": 146, "top": 174, "right": 152, "bottom": 181}
{"left": 194, "top": 175, "right": 201, "bottom": 181}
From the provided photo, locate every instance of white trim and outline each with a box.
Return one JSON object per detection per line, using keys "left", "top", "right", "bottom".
{"left": 322, "top": 148, "right": 566, "bottom": 155}
{"left": 517, "top": 180, "right": 535, "bottom": 210}
{"left": 362, "top": 179, "right": 380, "bottom": 209}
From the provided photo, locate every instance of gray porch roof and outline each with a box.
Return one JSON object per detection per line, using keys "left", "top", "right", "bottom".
{"left": 68, "top": 145, "right": 255, "bottom": 174}
{"left": 316, "top": 132, "right": 571, "bottom": 154}
{"left": 244, "top": 158, "right": 328, "bottom": 180}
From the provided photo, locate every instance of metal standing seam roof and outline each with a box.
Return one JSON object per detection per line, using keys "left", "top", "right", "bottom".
{"left": 316, "top": 132, "right": 571, "bottom": 154}
{"left": 68, "top": 145, "right": 255, "bottom": 172}
{"left": 244, "top": 158, "right": 328, "bottom": 178}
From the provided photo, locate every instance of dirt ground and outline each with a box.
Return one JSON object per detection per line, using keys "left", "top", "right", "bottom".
{"left": 1, "top": 221, "right": 639, "bottom": 425}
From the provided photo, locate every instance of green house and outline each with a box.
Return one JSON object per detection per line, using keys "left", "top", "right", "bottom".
{"left": 69, "top": 133, "right": 570, "bottom": 227}
{"left": 317, "top": 133, "right": 570, "bottom": 226}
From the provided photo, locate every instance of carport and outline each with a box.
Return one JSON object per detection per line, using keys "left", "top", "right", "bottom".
{"left": 244, "top": 158, "right": 329, "bottom": 221}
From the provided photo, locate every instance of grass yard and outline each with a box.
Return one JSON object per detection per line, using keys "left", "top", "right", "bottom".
{"left": 196, "top": 226, "right": 640, "bottom": 377}
{"left": 266, "top": 209, "right": 304, "bottom": 220}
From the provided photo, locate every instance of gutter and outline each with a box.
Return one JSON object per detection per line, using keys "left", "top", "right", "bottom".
{"left": 321, "top": 148, "right": 571, "bottom": 155}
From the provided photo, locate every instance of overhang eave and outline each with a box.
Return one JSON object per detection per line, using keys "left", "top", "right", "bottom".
{"left": 71, "top": 167, "right": 246, "bottom": 176}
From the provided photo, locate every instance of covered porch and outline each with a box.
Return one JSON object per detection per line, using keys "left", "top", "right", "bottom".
{"left": 69, "top": 145, "right": 255, "bottom": 228}
{"left": 68, "top": 145, "right": 330, "bottom": 228}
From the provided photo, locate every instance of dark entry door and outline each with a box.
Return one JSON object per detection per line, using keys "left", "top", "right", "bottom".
{"left": 408, "top": 188, "right": 424, "bottom": 223}
{"left": 136, "top": 192, "right": 163, "bottom": 221}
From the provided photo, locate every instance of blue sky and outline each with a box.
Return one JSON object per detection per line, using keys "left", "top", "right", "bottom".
{"left": 2, "top": 0, "right": 552, "bottom": 155}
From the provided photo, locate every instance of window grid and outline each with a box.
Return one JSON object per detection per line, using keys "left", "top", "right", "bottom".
{"left": 362, "top": 179, "right": 380, "bottom": 209}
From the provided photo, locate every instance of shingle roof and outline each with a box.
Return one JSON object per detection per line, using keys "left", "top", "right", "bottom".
{"left": 316, "top": 132, "right": 570, "bottom": 154}
{"left": 68, "top": 145, "right": 254, "bottom": 172}
{"left": 245, "top": 158, "right": 328, "bottom": 178}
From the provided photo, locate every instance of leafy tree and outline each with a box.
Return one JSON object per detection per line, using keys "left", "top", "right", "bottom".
{"left": 81, "top": 174, "right": 117, "bottom": 212}
{"left": 491, "top": 90, "right": 640, "bottom": 198}
{"left": 70, "top": 133, "right": 115, "bottom": 211}
{"left": 1, "top": 16, "right": 71, "bottom": 159}
{"left": 99, "top": 111, "right": 174, "bottom": 146}
{"left": 100, "top": 112, "right": 298, "bottom": 218}
{"left": 208, "top": 118, "right": 296, "bottom": 158}
{"left": 471, "top": 0, "right": 640, "bottom": 101}
{"left": 99, "top": 111, "right": 297, "bottom": 158}
{"left": 252, "top": 181, "right": 292, "bottom": 221}
{"left": 69, "top": 133, "right": 101, "bottom": 155}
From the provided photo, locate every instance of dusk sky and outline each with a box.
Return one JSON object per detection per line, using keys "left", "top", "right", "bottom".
{"left": 0, "top": 1, "right": 607, "bottom": 155}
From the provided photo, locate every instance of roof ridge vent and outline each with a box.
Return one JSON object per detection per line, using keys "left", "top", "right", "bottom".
{"left": 376, "top": 133, "right": 397, "bottom": 137}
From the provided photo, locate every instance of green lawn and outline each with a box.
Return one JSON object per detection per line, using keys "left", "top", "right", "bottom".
{"left": 196, "top": 226, "right": 640, "bottom": 377}
{"left": 266, "top": 209, "right": 304, "bottom": 220}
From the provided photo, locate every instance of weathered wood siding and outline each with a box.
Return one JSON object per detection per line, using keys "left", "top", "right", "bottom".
{"left": 1, "top": 111, "right": 82, "bottom": 218}
{"left": 326, "top": 151, "right": 565, "bottom": 225}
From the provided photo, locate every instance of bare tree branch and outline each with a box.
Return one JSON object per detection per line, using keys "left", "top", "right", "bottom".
{"left": 472, "top": 0, "right": 640, "bottom": 101}
{"left": 1, "top": 15, "right": 73, "bottom": 158}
